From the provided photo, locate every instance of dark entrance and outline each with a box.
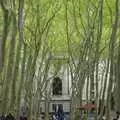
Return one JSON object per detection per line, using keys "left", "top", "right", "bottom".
{"left": 53, "top": 77, "right": 62, "bottom": 95}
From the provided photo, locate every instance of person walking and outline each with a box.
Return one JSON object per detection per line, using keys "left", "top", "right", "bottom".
{"left": 57, "top": 105, "right": 65, "bottom": 120}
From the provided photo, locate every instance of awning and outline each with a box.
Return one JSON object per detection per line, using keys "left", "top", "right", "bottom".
{"left": 77, "top": 104, "right": 97, "bottom": 109}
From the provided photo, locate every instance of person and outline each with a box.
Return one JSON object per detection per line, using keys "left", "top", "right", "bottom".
{"left": 0, "top": 113, "right": 6, "bottom": 120}
{"left": 113, "top": 111, "right": 120, "bottom": 120}
{"left": 116, "top": 111, "right": 120, "bottom": 119}
{"left": 20, "top": 116, "right": 27, "bottom": 120}
{"left": 102, "top": 116, "right": 106, "bottom": 120}
{"left": 5, "top": 113, "right": 15, "bottom": 120}
{"left": 57, "top": 105, "right": 64, "bottom": 120}
{"left": 19, "top": 101, "right": 28, "bottom": 120}
{"left": 52, "top": 114, "right": 57, "bottom": 120}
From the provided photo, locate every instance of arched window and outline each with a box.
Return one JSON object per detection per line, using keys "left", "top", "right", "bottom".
{"left": 53, "top": 77, "right": 62, "bottom": 95}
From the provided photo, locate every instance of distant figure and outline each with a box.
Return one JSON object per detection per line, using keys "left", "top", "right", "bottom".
{"left": 113, "top": 111, "right": 120, "bottom": 120}
{"left": 0, "top": 114, "right": 6, "bottom": 120}
{"left": 57, "top": 105, "right": 64, "bottom": 120}
{"left": 19, "top": 102, "right": 28, "bottom": 120}
{"left": 52, "top": 114, "right": 57, "bottom": 120}
{"left": 20, "top": 116, "right": 27, "bottom": 120}
{"left": 5, "top": 113, "right": 15, "bottom": 120}
{"left": 102, "top": 116, "right": 106, "bottom": 120}
{"left": 116, "top": 111, "right": 120, "bottom": 119}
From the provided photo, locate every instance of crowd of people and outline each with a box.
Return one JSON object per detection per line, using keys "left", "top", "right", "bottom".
{"left": 0, "top": 113, "right": 27, "bottom": 120}
{"left": 0, "top": 113, "right": 15, "bottom": 120}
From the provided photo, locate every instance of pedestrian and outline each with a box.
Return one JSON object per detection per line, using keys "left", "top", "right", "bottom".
{"left": 57, "top": 105, "right": 64, "bottom": 120}
{"left": 113, "top": 111, "right": 120, "bottom": 120}
{"left": 102, "top": 116, "right": 106, "bottom": 120}
{"left": 0, "top": 113, "right": 6, "bottom": 120}
{"left": 19, "top": 101, "right": 28, "bottom": 120}
{"left": 52, "top": 114, "right": 57, "bottom": 120}
{"left": 5, "top": 113, "right": 15, "bottom": 120}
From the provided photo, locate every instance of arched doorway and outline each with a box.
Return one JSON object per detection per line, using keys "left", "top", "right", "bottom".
{"left": 52, "top": 77, "right": 62, "bottom": 95}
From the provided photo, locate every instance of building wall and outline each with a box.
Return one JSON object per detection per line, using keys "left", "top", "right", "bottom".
{"left": 40, "top": 65, "right": 71, "bottom": 114}
{"left": 40, "top": 100, "right": 71, "bottom": 113}
{"left": 40, "top": 61, "right": 108, "bottom": 114}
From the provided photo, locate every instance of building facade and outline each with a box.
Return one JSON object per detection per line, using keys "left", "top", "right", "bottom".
{"left": 40, "top": 64, "right": 71, "bottom": 116}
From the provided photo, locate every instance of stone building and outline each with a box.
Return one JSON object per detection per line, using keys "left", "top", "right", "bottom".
{"left": 40, "top": 64, "right": 71, "bottom": 115}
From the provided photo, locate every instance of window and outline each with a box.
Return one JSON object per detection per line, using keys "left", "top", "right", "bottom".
{"left": 53, "top": 77, "right": 62, "bottom": 95}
